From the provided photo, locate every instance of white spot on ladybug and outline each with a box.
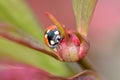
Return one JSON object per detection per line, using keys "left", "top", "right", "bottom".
{"left": 54, "top": 31, "right": 59, "bottom": 35}
{"left": 47, "top": 30, "right": 50, "bottom": 33}
{"left": 55, "top": 35, "right": 61, "bottom": 42}
{"left": 44, "top": 34, "right": 48, "bottom": 38}
{"left": 50, "top": 40, "right": 55, "bottom": 45}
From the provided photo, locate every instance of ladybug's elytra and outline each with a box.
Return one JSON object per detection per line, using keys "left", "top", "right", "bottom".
{"left": 44, "top": 25, "right": 62, "bottom": 48}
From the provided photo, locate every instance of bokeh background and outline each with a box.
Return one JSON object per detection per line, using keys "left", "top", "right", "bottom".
{"left": 0, "top": 0, "right": 120, "bottom": 80}
{"left": 26, "top": 0, "right": 120, "bottom": 80}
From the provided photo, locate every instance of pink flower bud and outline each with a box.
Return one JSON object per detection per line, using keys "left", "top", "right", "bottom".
{"left": 57, "top": 31, "right": 89, "bottom": 62}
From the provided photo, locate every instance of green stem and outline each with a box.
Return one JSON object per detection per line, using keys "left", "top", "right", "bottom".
{"left": 77, "top": 58, "right": 94, "bottom": 70}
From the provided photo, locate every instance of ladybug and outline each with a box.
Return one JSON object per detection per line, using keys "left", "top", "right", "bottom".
{"left": 44, "top": 25, "right": 62, "bottom": 48}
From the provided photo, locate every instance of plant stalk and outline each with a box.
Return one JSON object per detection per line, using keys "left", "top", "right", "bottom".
{"left": 77, "top": 58, "right": 94, "bottom": 70}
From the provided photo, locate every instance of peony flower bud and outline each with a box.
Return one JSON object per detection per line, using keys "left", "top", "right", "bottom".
{"left": 56, "top": 31, "right": 89, "bottom": 62}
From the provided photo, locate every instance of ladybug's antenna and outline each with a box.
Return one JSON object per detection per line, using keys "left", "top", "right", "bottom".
{"left": 45, "top": 12, "right": 69, "bottom": 42}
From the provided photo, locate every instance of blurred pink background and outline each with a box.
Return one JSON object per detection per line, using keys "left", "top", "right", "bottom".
{"left": 26, "top": 0, "right": 120, "bottom": 80}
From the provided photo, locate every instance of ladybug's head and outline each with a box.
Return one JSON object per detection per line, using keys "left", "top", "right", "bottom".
{"left": 44, "top": 25, "right": 62, "bottom": 49}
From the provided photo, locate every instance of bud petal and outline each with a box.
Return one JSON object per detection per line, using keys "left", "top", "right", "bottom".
{"left": 57, "top": 31, "right": 89, "bottom": 62}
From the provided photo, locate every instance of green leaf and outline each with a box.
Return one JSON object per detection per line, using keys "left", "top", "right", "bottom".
{"left": 0, "top": 0, "right": 44, "bottom": 42}
{"left": 0, "top": 0, "right": 75, "bottom": 77}
{"left": 72, "top": 0, "right": 97, "bottom": 36}
{"left": 0, "top": 37, "right": 74, "bottom": 76}
{"left": 0, "top": 25, "right": 47, "bottom": 50}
